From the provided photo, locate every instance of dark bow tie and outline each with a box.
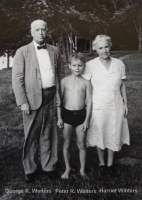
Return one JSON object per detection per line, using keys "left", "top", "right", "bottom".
{"left": 37, "top": 44, "right": 46, "bottom": 50}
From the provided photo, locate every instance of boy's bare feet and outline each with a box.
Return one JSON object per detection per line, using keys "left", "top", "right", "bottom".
{"left": 99, "top": 163, "right": 105, "bottom": 167}
{"left": 99, "top": 163, "right": 105, "bottom": 168}
{"left": 80, "top": 171, "right": 89, "bottom": 180}
{"left": 61, "top": 170, "right": 70, "bottom": 179}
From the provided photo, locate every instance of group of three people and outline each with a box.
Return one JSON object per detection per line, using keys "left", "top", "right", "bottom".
{"left": 12, "top": 19, "right": 130, "bottom": 183}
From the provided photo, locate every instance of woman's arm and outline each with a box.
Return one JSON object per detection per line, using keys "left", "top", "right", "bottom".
{"left": 121, "top": 80, "right": 128, "bottom": 117}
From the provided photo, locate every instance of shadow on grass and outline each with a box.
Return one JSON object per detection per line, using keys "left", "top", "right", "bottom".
{"left": 0, "top": 53, "right": 142, "bottom": 200}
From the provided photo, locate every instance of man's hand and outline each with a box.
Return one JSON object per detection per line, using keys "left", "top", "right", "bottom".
{"left": 82, "top": 120, "right": 89, "bottom": 132}
{"left": 57, "top": 118, "right": 64, "bottom": 128}
{"left": 21, "top": 103, "right": 30, "bottom": 115}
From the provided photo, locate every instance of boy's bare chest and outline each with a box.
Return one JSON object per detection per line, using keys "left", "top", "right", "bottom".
{"left": 65, "top": 82, "right": 86, "bottom": 93}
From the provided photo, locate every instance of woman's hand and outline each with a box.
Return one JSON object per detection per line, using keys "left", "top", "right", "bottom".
{"left": 57, "top": 118, "right": 64, "bottom": 128}
{"left": 123, "top": 104, "right": 128, "bottom": 118}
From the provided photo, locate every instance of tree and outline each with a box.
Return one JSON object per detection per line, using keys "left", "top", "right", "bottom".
{"left": 0, "top": 0, "right": 139, "bottom": 68}
{"left": 0, "top": 0, "right": 53, "bottom": 67}
{"left": 111, "top": 0, "right": 142, "bottom": 52}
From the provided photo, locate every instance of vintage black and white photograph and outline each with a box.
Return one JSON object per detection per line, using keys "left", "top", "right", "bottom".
{"left": 0, "top": 0, "right": 142, "bottom": 199}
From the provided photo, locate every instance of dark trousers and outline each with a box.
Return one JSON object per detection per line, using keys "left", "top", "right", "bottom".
{"left": 22, "top": 87, "right": 58, "bottom": 174}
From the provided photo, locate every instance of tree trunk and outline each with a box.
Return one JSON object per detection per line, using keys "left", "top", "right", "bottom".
{"left": 61, "top": 33, "right": 66, "bottom": 56}
{"left": 66, "top": 34, "right": 69, "bottom": 60}
{"left": 75, "top": 35, "right": 77, "bottom": 52}
{"left": 57, "top": 37, "right": 60, "bottom": 50}
{"left": 52, "top": 40, "right": 55, "bottom": 46}
{"left": 69, "top": 32, "right": 72, "bottom": 54}
{"left": 104, "top": 12, "right": 107, "bottom": 34}
{"left": 89, "top": 35, "right": 92, "bottom": 54}
{"left": 138, "top": 16, "right": 142, "bottom": 52}
{"left": 84, "top": 40, "right": 87, "bottom": 52}
{"left": 135, "top": 1, "right": 142, "bottom": 52}
{"left": 7, "top": 50, "right": 10, "bottom": 69}
{"left": 138, "top": 35, "right": 142, "bottom": 53}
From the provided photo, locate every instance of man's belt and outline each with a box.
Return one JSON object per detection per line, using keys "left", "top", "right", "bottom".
{"left": 42, "top": 85, "right": 56, "bottom": 91}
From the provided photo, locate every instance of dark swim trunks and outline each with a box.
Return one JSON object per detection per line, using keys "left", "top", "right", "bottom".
{"left": 62, "top": 107, "right": 86, "bottom": 127}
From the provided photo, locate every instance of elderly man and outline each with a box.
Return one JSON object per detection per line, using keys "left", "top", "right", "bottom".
{"left": 12, "top": 19, "right": 60, "bottom": 183}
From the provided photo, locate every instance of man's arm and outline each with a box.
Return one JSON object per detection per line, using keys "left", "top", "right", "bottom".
{"left": 82, "top": 80, "right": 92, "bottom": 131}
{"left": 57, "top": 79, "right": 64, "bottom": 128}
{"left": 12, "top": 48, "right": 30, "bottom": 114}
{"left": 54, "top": 46, "right": 62, "bottom": 106}
{"left": 56, "top": 47, "right": 62, "bottom": 77}
{"left": 55, "top": 47, "right": 64, "bottom": 127}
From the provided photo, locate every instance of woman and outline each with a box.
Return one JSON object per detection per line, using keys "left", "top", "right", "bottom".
{"left": 83, "top": 35, "right": 130, "bottom": 170}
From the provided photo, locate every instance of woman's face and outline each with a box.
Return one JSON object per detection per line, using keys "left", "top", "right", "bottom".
{"left": 95, "top": 40, "right": 111, "bottom": 60}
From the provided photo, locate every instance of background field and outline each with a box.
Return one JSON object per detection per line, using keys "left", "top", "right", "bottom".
{"left": 0, "top": 52, "right": 142, "bottom": 200}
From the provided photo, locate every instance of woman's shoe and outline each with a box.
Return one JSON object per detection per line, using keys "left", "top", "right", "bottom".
{"left": 106, "top": 165, "right": 116, "bottom": 175}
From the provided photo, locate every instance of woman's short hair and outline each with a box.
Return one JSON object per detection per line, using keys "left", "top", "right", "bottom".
{"left": 69, "top": 52, "right": 85, "bottom": 64}
{"left": 92, "top": 35, "right": 112, "bottom": 50}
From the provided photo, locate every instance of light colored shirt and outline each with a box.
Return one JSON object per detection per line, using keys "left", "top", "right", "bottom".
{"left": 33, "top": 41, "right": 55, "bottom": 88}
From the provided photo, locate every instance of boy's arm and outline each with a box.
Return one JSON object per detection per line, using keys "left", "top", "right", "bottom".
{"left": 57, "top": 107, "right": 63, "bottom": 128}
{"left": 82, "top": 80, "right": 92, "bottom": 131}
{"left": 57, "top": 79, "right": 64, "bottom": 128}
{"left": 121, "top": 80, "right": 128, "bottom": 117}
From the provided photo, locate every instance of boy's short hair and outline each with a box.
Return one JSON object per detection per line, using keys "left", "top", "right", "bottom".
{"left": 69, "top": 52, "right": 85, "bottom": 64}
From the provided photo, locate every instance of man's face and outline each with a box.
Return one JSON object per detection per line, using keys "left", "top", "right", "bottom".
{"left": 31, "top": 22, "right": 47, "bottom": 44}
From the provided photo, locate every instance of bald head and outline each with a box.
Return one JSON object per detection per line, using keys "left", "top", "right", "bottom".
{"left": 31, "top": 20, "right": 47, "bottom": 30}
{"left": 31, "top": 20, "right": 47, "bottom": 45}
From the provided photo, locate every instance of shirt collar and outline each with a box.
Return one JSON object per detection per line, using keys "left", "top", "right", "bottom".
{"left": 97, "top": 57, "right": 116, "bottom": 76}
{"left": 33, "top": 40, "right": 46, "bottom": 49}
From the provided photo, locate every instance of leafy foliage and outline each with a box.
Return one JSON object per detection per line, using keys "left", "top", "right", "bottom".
{"left": 110, "top": 0, "right": 142, "bottom": 51}
{"left": 0, "top": 0, "right": 141, "bottom": 57}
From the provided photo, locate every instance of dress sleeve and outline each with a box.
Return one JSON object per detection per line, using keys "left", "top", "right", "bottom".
{"left": 82, "top": 61, "right": 92, "bottom": 80}
{"left": 120, "top": 60, "right": 126, "bottom": 79}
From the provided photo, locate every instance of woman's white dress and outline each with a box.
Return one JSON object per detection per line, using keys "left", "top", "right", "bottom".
{"left": 83, "top": 57, "right": 130, "bottom": 151}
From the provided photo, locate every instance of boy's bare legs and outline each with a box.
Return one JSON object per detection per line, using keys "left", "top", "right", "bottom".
{"left": 61, "top": 123, "right": 73, "bottom": 179}
{"left": 107, "top": 149, "right": 114, "bottom": 167}
{"left": 96, "top": 147, "right": 105, "bottom": 166}
{"left": 76, "top": 125, "right": 88, "bottom": 178}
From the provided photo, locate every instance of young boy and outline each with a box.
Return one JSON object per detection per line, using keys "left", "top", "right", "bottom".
{"left": 57, "top": 52, "right": 92, "bottom": 179}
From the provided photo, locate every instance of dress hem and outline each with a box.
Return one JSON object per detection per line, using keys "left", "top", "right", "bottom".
{"left": 86, "top": 142, "right": 130, "bottom": 152}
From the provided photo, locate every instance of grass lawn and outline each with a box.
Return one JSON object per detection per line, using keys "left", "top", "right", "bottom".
{"left": 0, "top": 52, "right": 142, "bottom": 200}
